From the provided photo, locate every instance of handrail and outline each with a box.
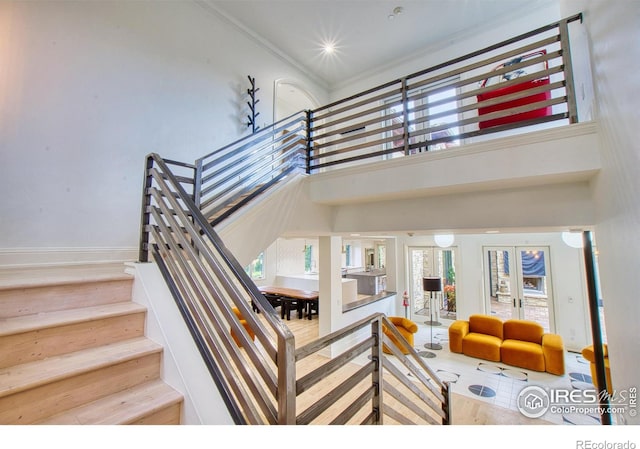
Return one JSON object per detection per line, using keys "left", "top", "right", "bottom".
{"left": 140, "top": 153, "right": 451, "bottom": 425}
{"left": 295, "top": 313, "right": 451, "bottom": 424}
{"left": 195, "top": 111, "right": 308, "bottom": 225}
{"left": 140, "top": 153, "right": 297, "bottom": 424}
{"left": 308, "top": 13, "right": 583, "bottom": 172}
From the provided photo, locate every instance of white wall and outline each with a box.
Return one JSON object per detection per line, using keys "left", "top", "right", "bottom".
{"left": 0, "top": 0, "right": 327, "bottom": 266}
{"left": 560, "top": 0, "right": 640, "bottom": 421}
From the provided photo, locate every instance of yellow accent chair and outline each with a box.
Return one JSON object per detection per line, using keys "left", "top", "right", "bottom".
{"left": 581, "top": 344, "right": 612, "bottom": 394}
{"left": 230, "top": 307, "right": 256, "bottom": 347}
{"left": 449, "top": 314, "right": 565, "bottom": 375}
{"left": 382, "top": 317, "right": 419, "bottom": 354}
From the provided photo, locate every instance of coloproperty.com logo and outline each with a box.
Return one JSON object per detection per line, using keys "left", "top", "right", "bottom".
{"left": 517, "top": 385, "right": 637, "bottom": 419}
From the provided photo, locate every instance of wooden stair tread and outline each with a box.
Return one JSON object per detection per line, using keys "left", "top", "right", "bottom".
{"left": 0, "top": 263, "right": 132, "bottom": 291}
{"left": 0, "top": 302, "right": 146, "bottom": 337}
{"left": 37, "top": 379, "right": 183, "bottom": 424}
{"left": 0, "top": 337, "right": 162, "bottom": 398}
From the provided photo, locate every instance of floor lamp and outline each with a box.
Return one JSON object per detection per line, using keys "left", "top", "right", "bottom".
{"left": 423, "top": 277, "right": 442, "bottom": 351}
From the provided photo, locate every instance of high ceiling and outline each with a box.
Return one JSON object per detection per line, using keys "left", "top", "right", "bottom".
{"left": 207, "top": 0, "right": 556, "bottom": 89}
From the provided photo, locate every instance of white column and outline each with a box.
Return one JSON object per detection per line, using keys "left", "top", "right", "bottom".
{"left": 318, "top": 236, "right": 343, "bottom": 339}
{"left": 384, "top": 237, "right": 398, "bottom": 315}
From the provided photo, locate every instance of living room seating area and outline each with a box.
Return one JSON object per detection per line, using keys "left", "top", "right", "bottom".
{"left": 449, "top": 314, "right": 565, "bottom": 375}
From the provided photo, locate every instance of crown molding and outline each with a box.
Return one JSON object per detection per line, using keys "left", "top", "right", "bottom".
{"left": 194, "top": 0, "right": 329, "bottom": 91}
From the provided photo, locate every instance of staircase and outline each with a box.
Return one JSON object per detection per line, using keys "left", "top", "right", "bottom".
{"left": 0, "top": 264, "right": 183, "bottom": 425}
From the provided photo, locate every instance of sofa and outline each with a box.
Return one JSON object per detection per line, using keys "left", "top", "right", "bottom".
{"left": 449, "top": 314, "right": 565, "bottom": 375}
{"left": 382, "top": 317, "right": 418, "bottom": 354}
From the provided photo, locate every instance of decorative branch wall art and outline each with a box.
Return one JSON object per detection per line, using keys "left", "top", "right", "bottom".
{"left": 246, "top": 75, "right": 260, "bottom": 133}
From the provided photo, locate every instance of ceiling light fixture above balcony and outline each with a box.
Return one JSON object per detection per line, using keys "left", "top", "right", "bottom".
{"left": 388, "top": 6, "right": 403, "bottom": 20}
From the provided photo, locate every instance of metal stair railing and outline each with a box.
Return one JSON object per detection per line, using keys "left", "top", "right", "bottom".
{"left": 194, "top": 111, "right": 308, "bottom": 226}
{"left": 294, "top": 313, "right": 451, "bottom": 425}
{"left": 138, "top": 154, "right": 451, "bottom": 424}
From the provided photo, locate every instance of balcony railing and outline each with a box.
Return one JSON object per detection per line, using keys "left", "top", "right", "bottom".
{"left": 307, "top": 13, "right": 583, "bottom": 172}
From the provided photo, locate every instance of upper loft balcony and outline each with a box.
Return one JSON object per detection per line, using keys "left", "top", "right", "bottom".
{"left": 306, "top": 121, "right": 599, "bottom": 206}
{"left": 301, "top": 14, "right": 599, "bottom": 205}
{"left": 194, "top": 14, "right": 598, "bottom": 231}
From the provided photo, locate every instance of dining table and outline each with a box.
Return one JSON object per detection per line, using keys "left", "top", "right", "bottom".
{"left": 258, "top": 286, "right": 319, "bottom": 320}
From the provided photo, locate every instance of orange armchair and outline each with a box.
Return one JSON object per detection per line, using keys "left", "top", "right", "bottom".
{"left": 230, "top": 307, "right": 256, "bottom": 347}
{"left": 582, "top": 344, "right": 612, "bottom": 394}
{"left": 382, "top": 317, "right": 419, "bottom": 354}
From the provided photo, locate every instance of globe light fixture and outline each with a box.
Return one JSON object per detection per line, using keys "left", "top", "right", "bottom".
{"left": 434, "top": 234, "right": 455, "bottom": 248}
{"left": 562, "top": 231, "right": 583, "bottom": 248}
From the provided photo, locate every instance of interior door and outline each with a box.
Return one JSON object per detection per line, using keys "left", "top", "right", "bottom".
{"left": 484, "top": 246, "right": 554, "bottom": 332}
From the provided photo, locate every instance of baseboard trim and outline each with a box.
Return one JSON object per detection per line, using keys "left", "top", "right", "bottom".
{"left": 0, "top": 247, "right": 138, "bottom": 269}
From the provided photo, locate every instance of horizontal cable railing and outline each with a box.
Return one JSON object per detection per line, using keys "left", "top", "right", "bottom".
{"left": 307, "top": 13, "right": 582, "bottom": 172}
{"left": 195, "top": 111, "right": 308, "bottom": 225}
{"left": 139, "top": 154, "right": 451, "bottom": 424}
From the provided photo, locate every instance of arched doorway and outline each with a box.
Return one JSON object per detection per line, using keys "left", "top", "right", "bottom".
{"left": 274, "top": 79, "right": 319, "bottom": 121}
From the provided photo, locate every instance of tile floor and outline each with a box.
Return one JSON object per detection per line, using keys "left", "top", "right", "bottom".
{"left": 379, "top": 322, "right": 616, "bottom": 425}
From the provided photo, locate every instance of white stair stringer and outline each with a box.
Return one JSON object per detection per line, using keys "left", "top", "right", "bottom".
{"left": 213, "top": 173, "right": 331, "bottom": 266}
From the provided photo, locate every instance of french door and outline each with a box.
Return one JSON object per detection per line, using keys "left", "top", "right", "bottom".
{"left": 484, "top": 246, "right": 555, "bottom": 332}
{"left": 408, "top": 246, "right": 457, "bottom": 323}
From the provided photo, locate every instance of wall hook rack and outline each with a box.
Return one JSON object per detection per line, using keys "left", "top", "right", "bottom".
{"left": 246, "top": 75, "right": 260, "bottom": 133}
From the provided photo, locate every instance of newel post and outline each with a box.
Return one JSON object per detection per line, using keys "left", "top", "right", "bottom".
{"left": 138, "top": 154, "right": 154, "bottom": 262}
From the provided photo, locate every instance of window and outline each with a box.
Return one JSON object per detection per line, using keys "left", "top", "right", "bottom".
{"left": 245, "top": 252, "right": 265, "bottom": 280}
{"left": 345, "top": 244, "right": 352, "bottom": 267}
{"left": 304, "top": 244, "right": 313, "bottom": 273}
{"left": 384, "top": 78, "right": 460, "bottom": 156}
{"left": 377, "top": 244, "right": 386, "bottom": 269}
{"left": 425, "top": 86, "right": 460, "bottom": 151}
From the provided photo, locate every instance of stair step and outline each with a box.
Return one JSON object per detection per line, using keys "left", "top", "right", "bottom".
{"left": 37, "top": 380, "right": 183, "bottom": 425}
{"left": 0, "top": 277, "right": 134, "bottom": 318}
{"left": 0, "top": 337, "right": 162, "bottom": 424}
{"left": 0, "top": 302, "right": 147, "bottom": 368}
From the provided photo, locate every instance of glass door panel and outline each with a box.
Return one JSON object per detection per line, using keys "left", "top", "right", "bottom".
{"left": 517, "top": 248, "right": 552, "bottom": 332}
{"left": 484, "top": 246, "right": 554, "bottom": 332}
{"left": 409, "top": 248, "right": 433, "bottom": 319}
{"left": 408, "top": 247, "right": 457, "bottom": 322}
{"left": 486, "top": 248, "right": 516, "bottom": 322}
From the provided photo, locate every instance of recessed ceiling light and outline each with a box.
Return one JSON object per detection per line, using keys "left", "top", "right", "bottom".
{"left": 323, "top": 42, "right": 335, "bottom": 54}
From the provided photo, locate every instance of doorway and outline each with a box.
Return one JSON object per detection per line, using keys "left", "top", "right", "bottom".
{"left": 408, "top": 246, "right": 457, "bottom": 323}
{"left": 484, "top": 246, "right": 555, "bottom": 332}
{"left": 274, "top": 79, "right": 318, "bottom": 121}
